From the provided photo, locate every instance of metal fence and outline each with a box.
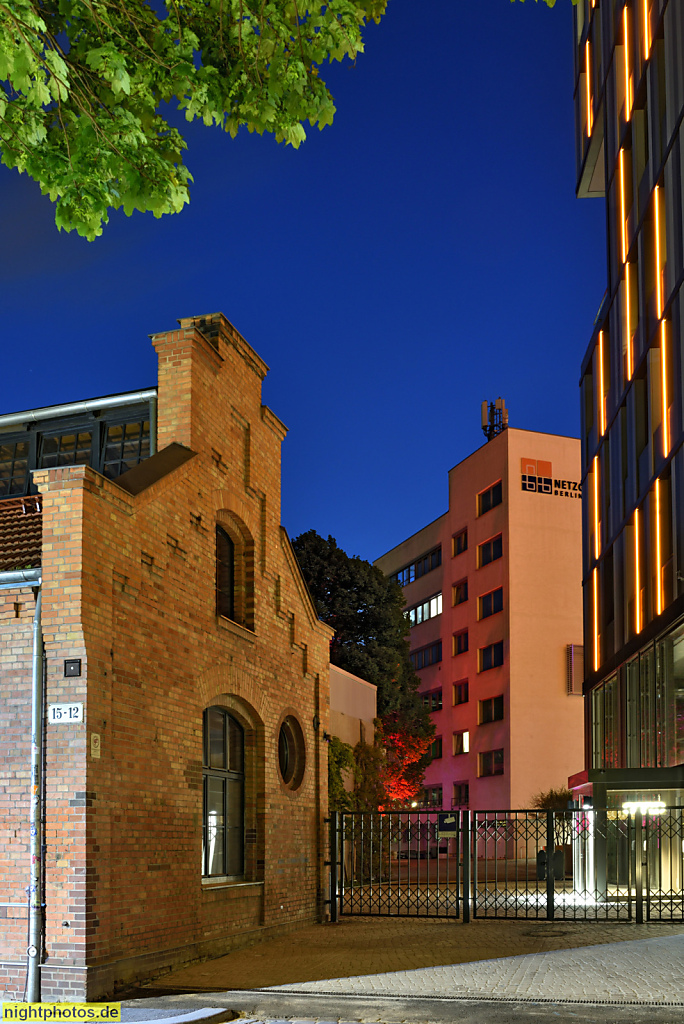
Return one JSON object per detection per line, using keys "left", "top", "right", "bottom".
{"left": 328, "top": 807, "right": 684, "bottom": 923}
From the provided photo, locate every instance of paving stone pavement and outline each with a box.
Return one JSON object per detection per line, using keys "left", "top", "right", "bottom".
{"left": 114, "top": 916, "right": 684, "bottom": 1021}
{"left": 264, "top": 933, "right": 684, "bottom": 1004}
{"left": 137, "top": 916, "right": 684, "bottom": 993}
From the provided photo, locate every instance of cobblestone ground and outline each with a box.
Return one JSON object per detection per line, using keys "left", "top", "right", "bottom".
{"left": 141, "top": 917, "right": 684, "bottom": 993}
{"left": 269, "top": 934, "right": 684, "bottom": 1003}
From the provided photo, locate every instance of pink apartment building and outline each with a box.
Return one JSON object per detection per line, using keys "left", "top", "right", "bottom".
{"left": 375, "top": 424, "right": 585, "bottom": 811}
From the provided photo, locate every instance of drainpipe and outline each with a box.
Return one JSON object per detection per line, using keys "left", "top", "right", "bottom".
{"left": 149, "top": 393, "right": 158, "bottom": 456}
{"left": 0, "top": 569, "right": 43, "bottom": 1002}
{"left": 27, "top": 586, "right": 43, "bottom": 1002}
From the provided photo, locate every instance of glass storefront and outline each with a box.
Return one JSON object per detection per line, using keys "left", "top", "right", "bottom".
{"left": 591, "top": 619, "right": 684, "bottom": 769}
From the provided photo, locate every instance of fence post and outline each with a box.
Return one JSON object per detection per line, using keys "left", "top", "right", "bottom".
{"left": 546, "top": 809, "right": 555, "bottom": 921}
{"left": 635, "top": 809, "right": 644, "bottom": 924}
{"left": 461, "top": 810, "right": 470, "bottom": 923}
{"left": 329, "top": 811, "right": 339, "bottom": 922}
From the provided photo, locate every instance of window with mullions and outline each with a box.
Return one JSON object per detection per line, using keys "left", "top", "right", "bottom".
{"left": 453, "top": 579, "right": 468, "bottom": 605}
{"left": 391, "top": 546, "right": 441, "bottom": 587}
{"left": 406, "top": 592, "right": 442, "bottom": 626}
{"left": 39, "top": 431, "right": 93, "bottom": 469}
{"left": 0, "top": 440, "right": 29, "bottom": 496}
{"left": 453, "top": 730, "right": 469, "bottom": 755}
{"left": 453, "top": 680, "right": 469, "bottom": 705}
{"left": 479, "top": 695, "right": 504, "bottom": 724}
{"left": 453, "top": 630, "right": 468, "bottom": 655}
{"left": 452, "top": 782, "right": 469, "bottom": 808}
{"left": 479, "top": 748, "right": 504, "bottom": 777}
{"left": 452, "top": 529, "right": 467, "bottom": 556}
{"left": 479, "top": 535, "right": 503, "bottom": 567}
{"left": 430, "top": 737, "right": 443, "bottom": 759}
{"left": 422, "top": 689, "right": 443, "bottom": 712}
{"left": 479, "top": 587, "right": 503, "bottom": 620}
{"left": 480, "top": 641, "right": 504, "bottom": 672}
{"left": 478, "top": 481, "right": 502, "bottom": 516}
{"left": 102, "top": 419, "right": 150, "bottom": 479}
{"left": 410, "top": 641, "right": 442, "bottom": 670}
{"left": 202, "top": 707, "right": 244, "bottom": 878}
{"left": 423, "top": 785, "right": 442, "bottom": 808}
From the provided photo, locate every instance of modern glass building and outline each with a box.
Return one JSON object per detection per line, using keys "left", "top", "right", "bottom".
{"left": 575, "top": 0, "right": 684, "bottom": 807}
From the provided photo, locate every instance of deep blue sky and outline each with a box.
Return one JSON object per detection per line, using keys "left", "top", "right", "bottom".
{"left": 0, "top": 0, "right": 605, "bottom": 563}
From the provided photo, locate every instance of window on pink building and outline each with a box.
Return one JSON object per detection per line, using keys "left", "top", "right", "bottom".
{"left": 479, "top": 749, "right": 504, "bottom": 777}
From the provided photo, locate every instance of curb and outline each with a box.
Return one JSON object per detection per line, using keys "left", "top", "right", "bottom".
{"left": 123, "top": 1010, "right": 236, "bottom": 1024}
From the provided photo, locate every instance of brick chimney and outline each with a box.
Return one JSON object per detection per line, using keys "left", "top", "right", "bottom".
{"left": 150, "top": 313, "right": 269, "bottom": 454}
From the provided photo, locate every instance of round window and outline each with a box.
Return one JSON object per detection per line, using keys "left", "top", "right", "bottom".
{"left": 278, "top": 716, "right": 305, "bottom": 790}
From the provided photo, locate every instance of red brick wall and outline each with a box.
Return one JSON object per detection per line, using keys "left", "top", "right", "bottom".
{"left": 0, "top": 313, "right": 332, "bottom": 1000}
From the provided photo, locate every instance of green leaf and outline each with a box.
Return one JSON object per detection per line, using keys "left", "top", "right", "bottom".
{"left": 0, "top": 0, "right": 389, "bottom": 238}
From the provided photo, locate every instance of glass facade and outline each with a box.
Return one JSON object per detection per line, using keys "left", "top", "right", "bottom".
{"left": 0, "top": 394, "right": 154, "bottom": 499}
{"left": 575, "top": 0, "right": 684, "bottom": 776}
{"left": 592, "top": 620, "right": 684, "bottom": 769}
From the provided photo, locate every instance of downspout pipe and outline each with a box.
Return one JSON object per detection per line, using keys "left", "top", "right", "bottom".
{"left": 0, "top": 569, "right": 43, "bottom": 1002}
{"left": 149, "top": 393, "right": 158, "bottom": 456}
{"left": 27, "top": 585, "right": 43, "bottom": 1003}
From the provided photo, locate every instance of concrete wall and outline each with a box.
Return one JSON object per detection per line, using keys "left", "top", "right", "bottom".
{"left": 329, "top": 664, "right": 376, "bottom": 746}
{"left": 506, "top": 429, "right": 584, "bottom": 807}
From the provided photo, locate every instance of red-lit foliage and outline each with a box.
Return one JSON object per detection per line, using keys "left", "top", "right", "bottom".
{"left": 379, "top": 718, "right": 432, "bottom": 808}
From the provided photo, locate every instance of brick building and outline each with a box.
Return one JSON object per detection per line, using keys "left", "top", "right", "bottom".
{"left": 0, "top": 313, "right": 333, "bottom": 1000}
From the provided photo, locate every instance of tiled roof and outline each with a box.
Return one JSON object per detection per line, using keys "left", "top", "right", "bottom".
{"left": 0, "top": 496, "right": 42, "bottom": 572}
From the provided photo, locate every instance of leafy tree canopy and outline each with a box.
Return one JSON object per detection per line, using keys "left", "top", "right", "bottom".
{"left": 292, "top": 529, "right": 432, "bottom": 739}
{"left": 0, "top": 0, "right": 386, "bottom": 239}
{"left": 530, "top": 786, "right": 574, "bottom": 810}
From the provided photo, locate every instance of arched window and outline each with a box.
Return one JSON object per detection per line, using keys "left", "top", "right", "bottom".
{"left": 216, "top": 526, "right": 235, "bottom": 620}
{"left": 202, "top": 707, "right": 244, "bottom": 877}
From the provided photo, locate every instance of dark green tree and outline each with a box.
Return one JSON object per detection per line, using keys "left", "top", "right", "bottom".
{"left": 292, "top": 529, "right": 432, "bottom": 740}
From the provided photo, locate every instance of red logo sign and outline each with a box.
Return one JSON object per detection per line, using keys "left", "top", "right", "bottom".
{"left": 521, "top": 458, "right": 553, "bottom": 494}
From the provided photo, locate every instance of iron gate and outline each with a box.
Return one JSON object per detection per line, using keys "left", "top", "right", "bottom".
{"left": 328, "top": 810, "right": 461, "bottom": 918}
{"left": 328, "top": 807, "right": 684, "bottom": 923}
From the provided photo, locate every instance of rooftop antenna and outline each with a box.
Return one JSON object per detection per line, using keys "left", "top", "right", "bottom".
{"left": 481, "top": 397, "right": 508, "bottom": 442}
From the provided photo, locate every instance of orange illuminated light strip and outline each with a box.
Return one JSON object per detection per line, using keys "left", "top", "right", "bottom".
{"left": 661, "top": 320, "right": 669, "bottom": 455}
{"left": 655, "top": 479, "right": 663, "bottom": 615}
{"left": 598, "top": 331, "right": 606, "bottom": 435}
{"left": 654, "top": 185, "right": 663, "bottom": 317}
{"left": 623, "top": 4, "right": 632, "bottom": 119}
{"left": 634, "top": 508, "right": 641, "bottom": 634}
{"left": 585, "top": 40, "right": 593, "bottom": 136}
{"left": 619, "top": 150, "right": 628, "bottom": 262}
{"left": 593, "top": 456, "right": 600, "bottom": 559}
{"left": 625, "top": 262, "right": 633, "bottom": 379}
{"left": 593, "top": 568, "right": 600, "bottom": 672}
{"left": 643, "top": 0, "right": 650, "bottom": 60}
{"left": 655, "top": 186, "right": 669, "bottom": 456}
